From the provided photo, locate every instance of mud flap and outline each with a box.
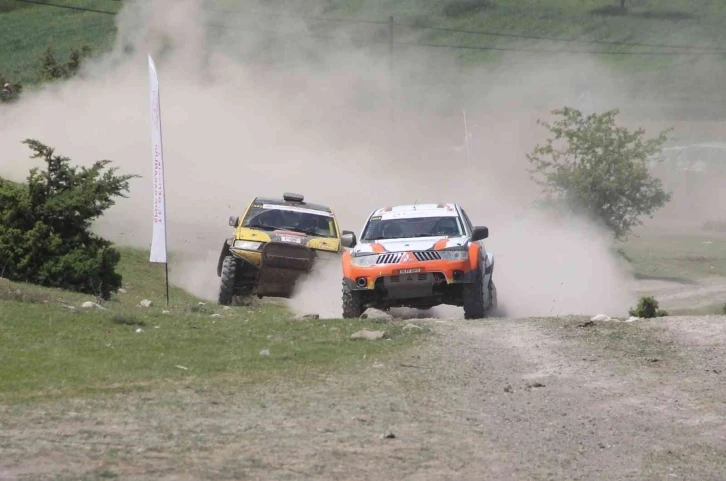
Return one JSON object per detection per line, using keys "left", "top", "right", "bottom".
{"left": 255, "top": 242, "right": 315, "bottom": 298}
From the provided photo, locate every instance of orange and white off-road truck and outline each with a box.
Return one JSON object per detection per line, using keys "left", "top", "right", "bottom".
{"left": 340, "top": 203, "right": 497, "bottom": 319}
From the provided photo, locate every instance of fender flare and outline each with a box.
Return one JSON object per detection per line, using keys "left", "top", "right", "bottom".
{"left": 217, "top": 239, "right": 232, "bottom": 277}
{"left": 484, "top": 251, "right": 494, "bottom": 276}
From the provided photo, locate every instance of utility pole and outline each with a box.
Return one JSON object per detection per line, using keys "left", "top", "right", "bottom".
{"left": 389, "top": 15, "right": 395, "bottom": 123}
{"left": 463, "top": 109, "right": 472, "bottom": 173}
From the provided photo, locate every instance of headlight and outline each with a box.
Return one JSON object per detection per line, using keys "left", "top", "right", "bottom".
{"left": 439, "top": 249, "right": 468, "bottom": 260}
{"left": 233, "top": 240, "right": 263, "bottom": 251}
{"left": 351, "top": 254, "right": 378, "bottom": 267}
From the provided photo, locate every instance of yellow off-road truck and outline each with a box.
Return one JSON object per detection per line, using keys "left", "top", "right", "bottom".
{"left": 216, "top": 193, "right": 355, "bottom": 305}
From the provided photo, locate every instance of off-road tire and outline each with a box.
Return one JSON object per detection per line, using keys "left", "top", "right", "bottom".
{"left": 342, "top": 279, "right": 364, "bottom": 318}
{"left": 463, "top": 265, "right": 486, "bottom": 319}
{"left": 218, "top": 255, "right": 238, "bottom": 306}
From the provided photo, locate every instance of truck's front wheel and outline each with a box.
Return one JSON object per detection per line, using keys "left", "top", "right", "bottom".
{"left": 342, "top": 280, "right": 364, "bottom": 318}
{"left": 218, "top": 255, "right": 238, "bottom": 306}
{"left": 463, "top": 265, "right": 486, "bottom": 319}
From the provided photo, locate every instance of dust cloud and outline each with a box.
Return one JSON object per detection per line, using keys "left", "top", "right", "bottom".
{"left": 0, "top": 0, "right": 674, "bottom": 318}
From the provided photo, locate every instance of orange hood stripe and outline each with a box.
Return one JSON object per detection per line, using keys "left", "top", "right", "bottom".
{"left": 371, "top": 243, "right": 386, "bottom": 253}
{"left": 433, "top": 239, "right": 448, "bottom": 250}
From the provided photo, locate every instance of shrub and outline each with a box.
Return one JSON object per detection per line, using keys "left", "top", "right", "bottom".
{"left": 629, "top": 296, "right": 668, "bottom": 318}
{"left": 38, "top": 46, "right": 93, "bottom": 83}
{"left": 0, "top": 139, "right": 139, "bottom": 299}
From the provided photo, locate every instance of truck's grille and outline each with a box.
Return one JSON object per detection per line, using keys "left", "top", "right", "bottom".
{"left": 376, "top": 251, "right": 441, "bottom": 264}
{"left": 413, "top": 251, "right": 441, "bottom": 261}
{"left": 376, "top": 253, "right": 403, "bottom": 264}
{"left": 261, "top": 242, "right": 314, "bottom": 271}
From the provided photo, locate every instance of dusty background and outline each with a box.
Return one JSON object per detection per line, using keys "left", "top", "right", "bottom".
{"left": 2, "top": 0, "right": 713, "bottom": 319}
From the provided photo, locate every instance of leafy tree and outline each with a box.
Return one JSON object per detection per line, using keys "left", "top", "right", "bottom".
{"left": 527, "top": 107, "right": 672, "bottom": 241}
{"left": 1, "top": 45, "right": 92, "bottom": 106}
{"left": 0, "top": 140, "right": 139, "bottom": 299}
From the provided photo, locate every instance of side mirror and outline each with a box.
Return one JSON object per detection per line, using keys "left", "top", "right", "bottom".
{"left": 229, "top": 216, "right": 239, "bottom": 227}
{"left": 341, "top": 230, "right": 357, "bottom": 248}
{"left": 471, "top": 226, "right": 488, "bottom": 241}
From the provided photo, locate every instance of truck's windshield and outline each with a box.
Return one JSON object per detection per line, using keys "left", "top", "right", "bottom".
{"left": 362, "top": 215, "right": 463, "bottom": 240}
{"left": 243, "top": 204, "right": 337, "bottom": 238}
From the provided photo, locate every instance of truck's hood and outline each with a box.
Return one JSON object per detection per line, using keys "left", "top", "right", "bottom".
{"left": 353, "top": 235, "right": 468, "bottom": 255}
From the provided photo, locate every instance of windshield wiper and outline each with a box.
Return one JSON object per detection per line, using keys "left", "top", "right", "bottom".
{"left": 247, "top": 224, "right": 283, "bottom": 231}
{"left": 366, "top": 236, "right": 405, "bottom": 240}
{"left": 275, "top": 226, "right": 327, "bottom": 237}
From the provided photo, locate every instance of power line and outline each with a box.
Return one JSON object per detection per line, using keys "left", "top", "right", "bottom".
{"left": 103, "top": 0, "right": 390, "bottom": 25}
{"left": 395, "top": 23, "right": 726, "bottom": 53}
{"left": 396, "top": 41, "right": 725, "bottom": 56}
{"left": 10, "top": 0, "right": 726, "bottom": 57}
{"left": 11, "top": 0, "right": 118, "bottom": 15}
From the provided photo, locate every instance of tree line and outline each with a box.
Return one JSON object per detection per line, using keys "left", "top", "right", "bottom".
{"left": 1, "top": 45, "right": 92, "bottom": 103}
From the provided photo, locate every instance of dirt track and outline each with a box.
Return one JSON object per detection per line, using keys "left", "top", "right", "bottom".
{"left": 2, "top": 313, "right": 725, "bottom": 481}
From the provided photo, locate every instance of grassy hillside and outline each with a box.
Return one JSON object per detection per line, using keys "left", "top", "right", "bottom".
{"left": 3, "top": 0, "right": 726, "bottom": 88}
{"left": 0, "top": 247, "right": 425, "bottom": 403}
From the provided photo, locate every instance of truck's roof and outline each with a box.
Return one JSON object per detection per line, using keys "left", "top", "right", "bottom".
{"left": 254, "top": 197, "right": 333, "bottom": 213}
{"left": 372, "top": 203, "right": 459, "bottom": 218}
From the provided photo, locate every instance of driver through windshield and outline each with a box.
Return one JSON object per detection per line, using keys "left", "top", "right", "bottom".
{"left": 362, "top": 216, "right": 464, "bottom": 240}
{"left": 242, "top": 204, "right": 337, "bottom": 238}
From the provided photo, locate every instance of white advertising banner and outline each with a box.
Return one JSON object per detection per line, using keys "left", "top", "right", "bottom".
{"left": 148, "top": 55, "right": 168, "bottom": 264}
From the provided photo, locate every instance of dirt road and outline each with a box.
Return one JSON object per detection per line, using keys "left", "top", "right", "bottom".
{"left": 2, "top": 312, "right": 725, "bottom": 480}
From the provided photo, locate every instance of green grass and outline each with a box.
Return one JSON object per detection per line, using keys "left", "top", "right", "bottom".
{"left": 324, "top": 0, "right": 726, "bottom": 73}
{"left": 0, "top": 0, "right": 120, "bottom": 84}
{"left": 0, "top": 247, "right": 426, "bottom": 403}
{"left": 618, "top": 231, "right": 726, "bottom": 280}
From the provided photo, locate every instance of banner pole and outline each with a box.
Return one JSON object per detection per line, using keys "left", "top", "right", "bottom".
{"left": 148, "top": 54, "right": 170, "bottom": 306}
{"left": 165, "top": 262, "right": 170, "bottom": 306}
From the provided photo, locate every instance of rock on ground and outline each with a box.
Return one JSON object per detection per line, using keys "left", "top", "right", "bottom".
{"left": 360, "top": 308, "right": 393, "bottom": 321}
{"left": 350, "top": 330, "right": 386, "bottom": 340}
{"left": 139, "top": 299, "right": 153, "bottom": 308}
{"left": 81, "top": 301, "right": 105, "bottom": 310}
{"left": 403, "top": 323, "right": 424, "bottom": 331}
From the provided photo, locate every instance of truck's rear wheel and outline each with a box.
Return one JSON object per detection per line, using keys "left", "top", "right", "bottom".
{"left": 342, "top": 280, "right": 364, "bottom": 318}
{"left": 463, "top": 266, "right": 486, "bottom": 319}
{"left": 218, "top": 255, "right": 238, "bottom": 306}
